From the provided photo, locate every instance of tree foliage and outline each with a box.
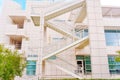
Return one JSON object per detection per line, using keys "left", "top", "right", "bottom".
{"left": 0, "top": 45, "right": 26, "bottom": 80}
{"left": 115, "top": 51, "right": 120, "bottom": 62}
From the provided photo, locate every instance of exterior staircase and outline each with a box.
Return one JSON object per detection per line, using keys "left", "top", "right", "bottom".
{"left": 46, "top": 20, "right": 79, "bottom": 40}
{"left": 47, "top": 56, "right": 83, "bottom": 79}
{"left": 43, "top": 0, "right": 88, "bottom": 79}
{"left": 43, "top": 18, "right": 88, "bottom": 79}
{"left": 43, "top": 36, "right": 88, "bottom": 60}
{"left": 43, "top": 22, "right": 88, "bottom": 79}
{"left": 45, "top": 0, "right": 85, "bottom": 20}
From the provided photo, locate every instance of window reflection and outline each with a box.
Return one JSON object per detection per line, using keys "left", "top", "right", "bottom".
{"left": 108, "top": 56, "right": 120, "bottom": 74}
{"left": 26, "top": 60, "right": 36, "bottom": 75}
{"left": 105, "top": 30, "right": 120, "bottom": 46}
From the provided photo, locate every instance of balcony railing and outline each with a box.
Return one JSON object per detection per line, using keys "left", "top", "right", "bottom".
{"left": 29, "top": 0, "right": 73, "bottom": 2}
{"left": 30, "top": 0, "right": 75, "bottom": 15}
{"left": 5, "top": 25, "right": 27, "bottom": 37}
{"left": 4, "top": 44, "right": 23, "bottom": 53}
{"left": 15, "top": 43, "right": 21, "bottom": 50}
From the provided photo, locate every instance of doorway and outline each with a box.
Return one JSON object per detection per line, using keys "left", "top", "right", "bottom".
{"left": 76, "top": 60, "right": 84, "bottom": 74}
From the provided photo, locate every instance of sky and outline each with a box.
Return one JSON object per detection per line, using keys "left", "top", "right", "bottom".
{"left": 0, "top": 0, "right": 2, "bottom": 12}
{"left": 0, "top": 0, "right": 26, "bottom": 12}
{"left": 13, "top": 0, "right": 26, "bottom": 9}
{"left": 0, "top": 0, "right": 120, "bottom": 12}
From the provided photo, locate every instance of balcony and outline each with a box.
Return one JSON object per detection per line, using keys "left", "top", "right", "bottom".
{"left": 4, "top": 44, "right": 15, "bottom": 50}
{"left": 8, "top": 10, "right": 26, "bottom": 16}
{"left": 4, "top": 44, "right": 24, "bottom": 54}
{"left": 5, "top": 25, "right": 27, "bottom": 38}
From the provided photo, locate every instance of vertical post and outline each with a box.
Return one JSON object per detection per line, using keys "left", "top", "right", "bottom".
{"left": 86, "top": 0, "right": 110, "bottom": 78}
{"left": 110, "top": 8, "right": 112, "bottom": 19}
{"left": 40, "top": 10, "right": 45, "bottom": 79}
{"left": 42, "top": 19, "right": 47, "bottom": 79}
{"left": 44, "top": 26, "right": 47, "bottom": 43}
{"left": 36, "top": 8, "right": 45, "bottom": 79}
{"left": 42, "top": 60, "right": 45, "bottom": 78}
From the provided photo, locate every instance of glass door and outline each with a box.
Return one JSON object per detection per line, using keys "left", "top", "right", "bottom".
{"left": 76, "top": 60, "right": 84, "bottom": 75}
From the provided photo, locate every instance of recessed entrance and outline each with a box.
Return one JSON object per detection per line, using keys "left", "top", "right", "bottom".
{"left": 76, "top": 55, "right": 91, "bottom": 74}
{"left": 75, "top": 60, "right": 84, "bottom": 74}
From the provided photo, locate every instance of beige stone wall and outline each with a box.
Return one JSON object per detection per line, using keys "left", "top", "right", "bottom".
{"left": 86, "top": 0, "right": 110, "bottom": 78}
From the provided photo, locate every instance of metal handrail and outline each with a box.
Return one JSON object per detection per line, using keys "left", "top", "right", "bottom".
{"left": 43, "top": 29, "right": 87, "bottom": 57}
{"left": 43, "top": 40, "right": 66, "bottom": 57}
{"left": 48, "top": 20, "right": 74, "bottom": 34}
{"left": 47, "top": 58, "right": 83, "bottom": 76}
{"left": 56, "top": 56, "right": 77, "bottom": 68}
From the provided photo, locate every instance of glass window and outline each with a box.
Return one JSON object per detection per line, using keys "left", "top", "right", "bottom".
{"left": 76, "top": 55, "right": 91, "bottom": 74}
{"left": 75, "top": 29, "right": 88, "bottom": 38}
{"left": 27, "top": 65, "right": 36, "bottom": 69}
{"left": 83, "top": 29, "right": 88, "bottom": 37}
{"left": 48, "top": 55, "right": 56, "bottom": 60}
{"left": 76, "top": 55, "right": 84, "bottom": 60}
{"left": 26, "top": 60, "right": 36, "bottom": 75}
{"left": 27, "top": 70, "right": 36, "bottom": 76}
{"left": 108, "top": 55, "right": 120, "bottom": 74}
{"left": 85, "top": 65, "right": 91, "bottom": 70}
{"left": 105, "top": 30, "right": 120, "bottom": 46}
{"left": 85, "top": 61, "right": 91, "bottom": 64}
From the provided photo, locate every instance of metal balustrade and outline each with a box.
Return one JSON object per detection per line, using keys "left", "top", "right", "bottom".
{"left": 43, "top": 8, "right": 88, "bottom": 78}
{"left": 43, "top": 19, "right": 88, "bottom": 60}
{"left": 43, "top": 19, "right": 88, "bottom": 79}
{"left": 5, "top": 25, "right": 27, "bottom": 38}
{"left": 43, "top": 40, "right": 66, "bottom": 57}
{"left": 15, "top": 43, "right": 21, "bottom": 49}
{"left": 31, "top": 0, "right": 75, "bottom": 15}
{"left": 49, "top": 20, "right": 74, "bottom": 34}
{"left": 46, "top": 20, "right": 80, "bottom": 40}
{"left": 47, "top": 56, "right": 83, "bottom": 79}
{"left": 30, "top": 0, "right": 84, "bottom": 17}
{"left": 43, "top": 35, "right": 88, "bottom": 60}
{"left": 29, "top": 0, "right": 73, "bottom": 2}
{"left": 48, "top": 20, "right": 87, "bottom": 39}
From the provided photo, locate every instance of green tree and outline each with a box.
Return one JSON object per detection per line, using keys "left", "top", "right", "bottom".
{"left": 115, "top": 51, "right": 120, "bottom": 62}
{"left": 0, "top": 45, "right": 26, "bottom": 80}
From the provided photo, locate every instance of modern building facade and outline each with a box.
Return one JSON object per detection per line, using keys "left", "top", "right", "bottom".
{"left": 1, "top": 0, "right": 120, "bottom": 80}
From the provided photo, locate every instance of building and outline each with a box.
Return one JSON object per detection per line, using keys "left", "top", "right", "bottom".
{"left": 1, "top": 0, "right": 120, "bottom": 79}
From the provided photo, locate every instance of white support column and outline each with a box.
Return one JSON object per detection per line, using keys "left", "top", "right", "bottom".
{"left": 86, "top": 0, "right": 110, "bottom": 78}
{"left": 42, "top": 25, "right": 47, "bottom": 78}
{"left": 36, "top": 8, "right": 45, "bottom": 79}
{"left": 40, "top": 14, "right": 45, "bottom": 79}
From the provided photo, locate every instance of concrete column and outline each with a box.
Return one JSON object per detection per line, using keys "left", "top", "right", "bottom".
{"left": 86, "top": 0, "right": 110, "bottom": 78}
{"left": 42, "top": 26, "right": 47, "bottom": 78}
{"left": 36, "top": 9, "right": 45, "bottom": 79}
